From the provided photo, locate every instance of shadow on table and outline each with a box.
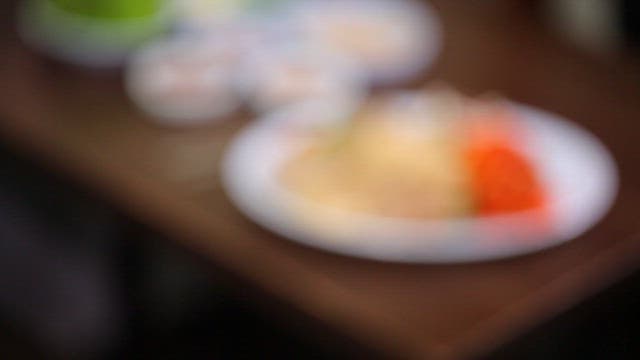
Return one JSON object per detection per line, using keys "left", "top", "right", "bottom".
{"left": 0, "top": 143, "right": 362, "bottom": 359}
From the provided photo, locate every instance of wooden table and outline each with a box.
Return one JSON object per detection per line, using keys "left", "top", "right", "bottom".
{"left": 3, "top": 1, "right": 640, "bottom": 358}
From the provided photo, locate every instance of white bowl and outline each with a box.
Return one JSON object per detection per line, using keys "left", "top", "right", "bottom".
{"left": 125, "top": 34, "right": 242, "bottom": 125}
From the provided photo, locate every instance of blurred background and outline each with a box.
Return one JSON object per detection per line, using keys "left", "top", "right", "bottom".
{"left": 2, "top": 0, "right": 640, "bottom": 358}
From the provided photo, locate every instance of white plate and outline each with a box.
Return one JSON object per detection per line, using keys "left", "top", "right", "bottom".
{"left": 221, "top": 101, "right": 618, "bottom": 263}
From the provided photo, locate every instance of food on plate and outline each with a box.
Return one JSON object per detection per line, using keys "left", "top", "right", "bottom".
{"left": 221, "top": 85, "right": 618, "bottom": 261}
{"left": 280, "top": 90, "right": 548, "bottom": 220}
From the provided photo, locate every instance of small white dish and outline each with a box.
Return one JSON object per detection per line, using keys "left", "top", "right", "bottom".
{"left": 126, "top": 34, "right": 242, "bottom": 125}
{"left": 286, "top": 0, "right": 442, "bottom": 85}
{"left": 221, "top": 98, "right": 618, "bottom": 263}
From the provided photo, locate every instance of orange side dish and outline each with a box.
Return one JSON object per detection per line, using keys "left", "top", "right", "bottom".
{"left": 464, "top": 110, "right": 547, "bottom": 216}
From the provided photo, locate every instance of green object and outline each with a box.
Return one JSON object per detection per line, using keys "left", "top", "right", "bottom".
{"left": 49, "top": 0, "right": 163, "bottom": 19}
{"left": 21, "top": 0, "right": 171, "bottom": 66}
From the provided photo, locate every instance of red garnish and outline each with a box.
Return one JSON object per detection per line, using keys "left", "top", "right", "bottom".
{"left": 464, "top": 109, "right": 546, "bottom": 215}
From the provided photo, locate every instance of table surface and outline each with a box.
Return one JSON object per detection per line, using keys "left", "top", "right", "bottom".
{"left": 3, "top": 1, "right": 640, "bottom": 358}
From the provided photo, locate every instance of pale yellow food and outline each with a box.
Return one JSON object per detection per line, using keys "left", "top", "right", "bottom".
{"left": 280, "top": 104, "right": 473, "bottom": 219}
